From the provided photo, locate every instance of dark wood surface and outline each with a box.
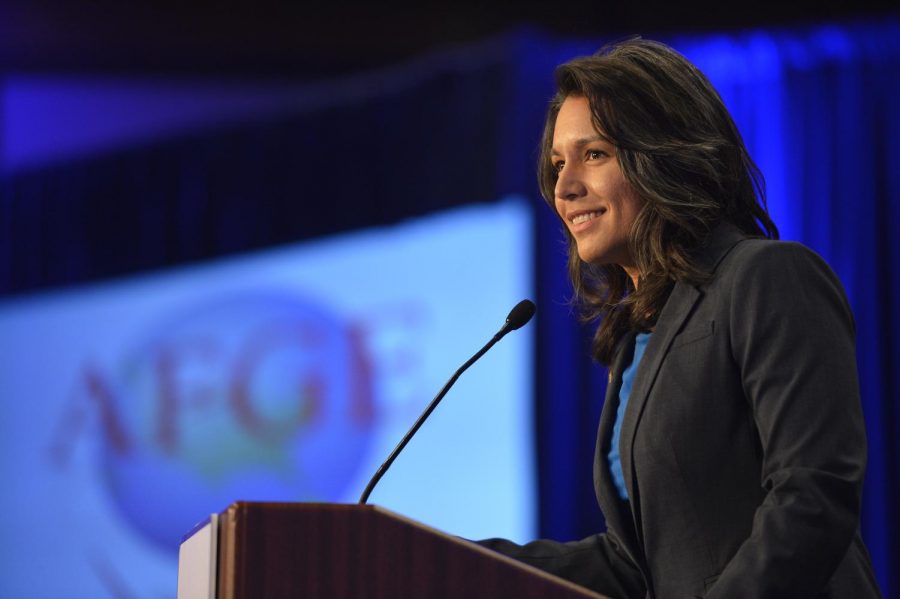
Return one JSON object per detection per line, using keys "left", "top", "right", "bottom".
{"left": 215, "top": 501, "right": 609, "bottom": 599}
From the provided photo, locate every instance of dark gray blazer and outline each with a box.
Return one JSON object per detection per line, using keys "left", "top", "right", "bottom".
{"left": 481, "top": 225, "right": 882, "bottom": 598}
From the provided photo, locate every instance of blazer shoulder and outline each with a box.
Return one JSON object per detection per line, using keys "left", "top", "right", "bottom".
{"left": 712, "top": 237, "right": 855, "bottom": 326}
{"left": 717, "top": 237, "right": 841, "bottom": 284}
{"left": 727, "top": 236, "right": 819, "bottom": 259}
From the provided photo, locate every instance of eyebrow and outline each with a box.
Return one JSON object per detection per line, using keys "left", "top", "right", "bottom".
{"left": 550, "top": 135, "right": 608, "bottom": 157}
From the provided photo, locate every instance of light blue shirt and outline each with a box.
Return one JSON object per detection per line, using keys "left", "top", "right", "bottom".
{"left": 608, "top": 332, "right": 652, "bottom": 501}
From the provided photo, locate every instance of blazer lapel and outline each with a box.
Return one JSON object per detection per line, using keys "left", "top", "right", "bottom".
{"left": 618, "top": 223, "right": 746, "bottom": 533}
{"left": 618, "top": 281, "right": 701, "bottom": 507}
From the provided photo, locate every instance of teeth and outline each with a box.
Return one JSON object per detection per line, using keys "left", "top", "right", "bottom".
{"left": 572, "top": 211, "right": 602, "bottom": 225}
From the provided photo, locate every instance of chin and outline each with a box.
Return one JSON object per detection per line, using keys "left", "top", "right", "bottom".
{"left": 577, "top": 248, "right": 610, "bottom": 265}
{"left": 579, "top": 255, "right": 609, "bottom": 266}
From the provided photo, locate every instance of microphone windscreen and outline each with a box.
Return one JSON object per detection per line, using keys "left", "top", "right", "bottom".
{"left": 505, "top": 299, "right": 536, "bottom": 331}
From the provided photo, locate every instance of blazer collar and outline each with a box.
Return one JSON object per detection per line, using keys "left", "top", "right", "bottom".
{"left": 692, "top": 222, "right": 746, "bottom": 276}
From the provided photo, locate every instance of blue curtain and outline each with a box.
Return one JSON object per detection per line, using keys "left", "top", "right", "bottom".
{"left": 532, "top": 20, "right": 900, "bottom": 596}
{"left": 1, "top": 17, "right": 897, "bottom": 597}
{"left": 0, "top": 52, "right": 517, "bottom": 294}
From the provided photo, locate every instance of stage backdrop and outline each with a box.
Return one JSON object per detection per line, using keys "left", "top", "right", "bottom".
{"left": 1, "top": 16, "right": 898, "bottom": 599}
{"left": 0, "top": 200, "right": 536, "bottom": 597}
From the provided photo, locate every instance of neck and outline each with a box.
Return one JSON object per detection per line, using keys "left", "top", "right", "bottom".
{"left": 625, "top": 267, "right": 640, "bottom": 290}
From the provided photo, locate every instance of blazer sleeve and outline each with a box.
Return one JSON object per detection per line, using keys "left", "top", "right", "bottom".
{"left": 707, "top": 242, "right": 867, "bottom": 598}
{"left": 477, "top": 532, "right": 646, "bottom": 599}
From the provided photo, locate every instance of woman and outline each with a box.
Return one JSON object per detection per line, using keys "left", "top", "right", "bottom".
{"left": 480, "top": 40, "right": 882, "bottom": 598}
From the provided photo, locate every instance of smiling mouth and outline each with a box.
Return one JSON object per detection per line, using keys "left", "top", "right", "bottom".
{"left": 571, "top": 210, "right": 605, "bottom": 225}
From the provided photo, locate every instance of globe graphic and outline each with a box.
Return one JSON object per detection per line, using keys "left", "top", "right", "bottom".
{"left": 99, "top": 293, "right": 375, "bottom": 552}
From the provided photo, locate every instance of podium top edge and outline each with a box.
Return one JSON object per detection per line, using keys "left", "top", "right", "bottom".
{"left": 223, "top": 501, "right": 379, "bottom": 513}
{"left": 180, "top": 512, "right": 217, "bottom": 543}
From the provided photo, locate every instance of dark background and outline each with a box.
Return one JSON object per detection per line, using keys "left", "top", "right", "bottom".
{"left": 1, "top": 1, "right": 897, "bottom": 597}
{"left": 0, "top": 1, "right": 895, "bottom": 79}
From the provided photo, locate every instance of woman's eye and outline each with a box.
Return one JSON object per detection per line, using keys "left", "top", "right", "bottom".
{"left": 552, "top": 161, "right": 565, "bottom": 173}
{"left": 587, "top": 149, "right": 606, "bottom": 160}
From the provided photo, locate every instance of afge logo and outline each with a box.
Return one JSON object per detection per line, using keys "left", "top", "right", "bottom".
{"left": 55, "top": 292, "right": 375, "bottom": 553}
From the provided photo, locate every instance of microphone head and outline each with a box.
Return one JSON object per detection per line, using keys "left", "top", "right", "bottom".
{"left": 504, "top": 299, "right": 536, "bottom": 332}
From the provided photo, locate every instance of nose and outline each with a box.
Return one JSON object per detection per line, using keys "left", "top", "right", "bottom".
{"left": 554, "top": 163, "right": 586, "bottom": 202}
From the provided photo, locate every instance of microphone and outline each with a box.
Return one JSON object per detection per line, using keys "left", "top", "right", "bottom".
{"left": 501, "top": 298, "right": 537, "bottom": 334}
{"left": 358, "top": 299, "right": 536, "bottom": 504}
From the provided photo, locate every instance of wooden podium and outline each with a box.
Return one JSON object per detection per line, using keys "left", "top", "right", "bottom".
{"left": 177, "top": 502, "right": 609, "bottom": 598}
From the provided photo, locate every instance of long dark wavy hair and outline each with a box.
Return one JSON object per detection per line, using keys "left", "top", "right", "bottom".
{"left": 539, "top": 39, "right": 778, "bottom": 365}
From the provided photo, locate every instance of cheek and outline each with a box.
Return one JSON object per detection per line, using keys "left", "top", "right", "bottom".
{"left": 553, "top": 192, "right": 564, "bottom": 211}
{"left": 615, "top": 182, "right": 643, "bottom": 223}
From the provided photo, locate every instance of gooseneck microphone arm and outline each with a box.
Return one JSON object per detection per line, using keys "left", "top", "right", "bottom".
{"left": 358, "top": 299, "right": 536, "bottom": 505}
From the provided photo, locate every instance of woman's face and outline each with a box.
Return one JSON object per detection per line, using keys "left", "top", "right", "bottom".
{"left": 551, "top": 95, "right": 643, "bottom": 279}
